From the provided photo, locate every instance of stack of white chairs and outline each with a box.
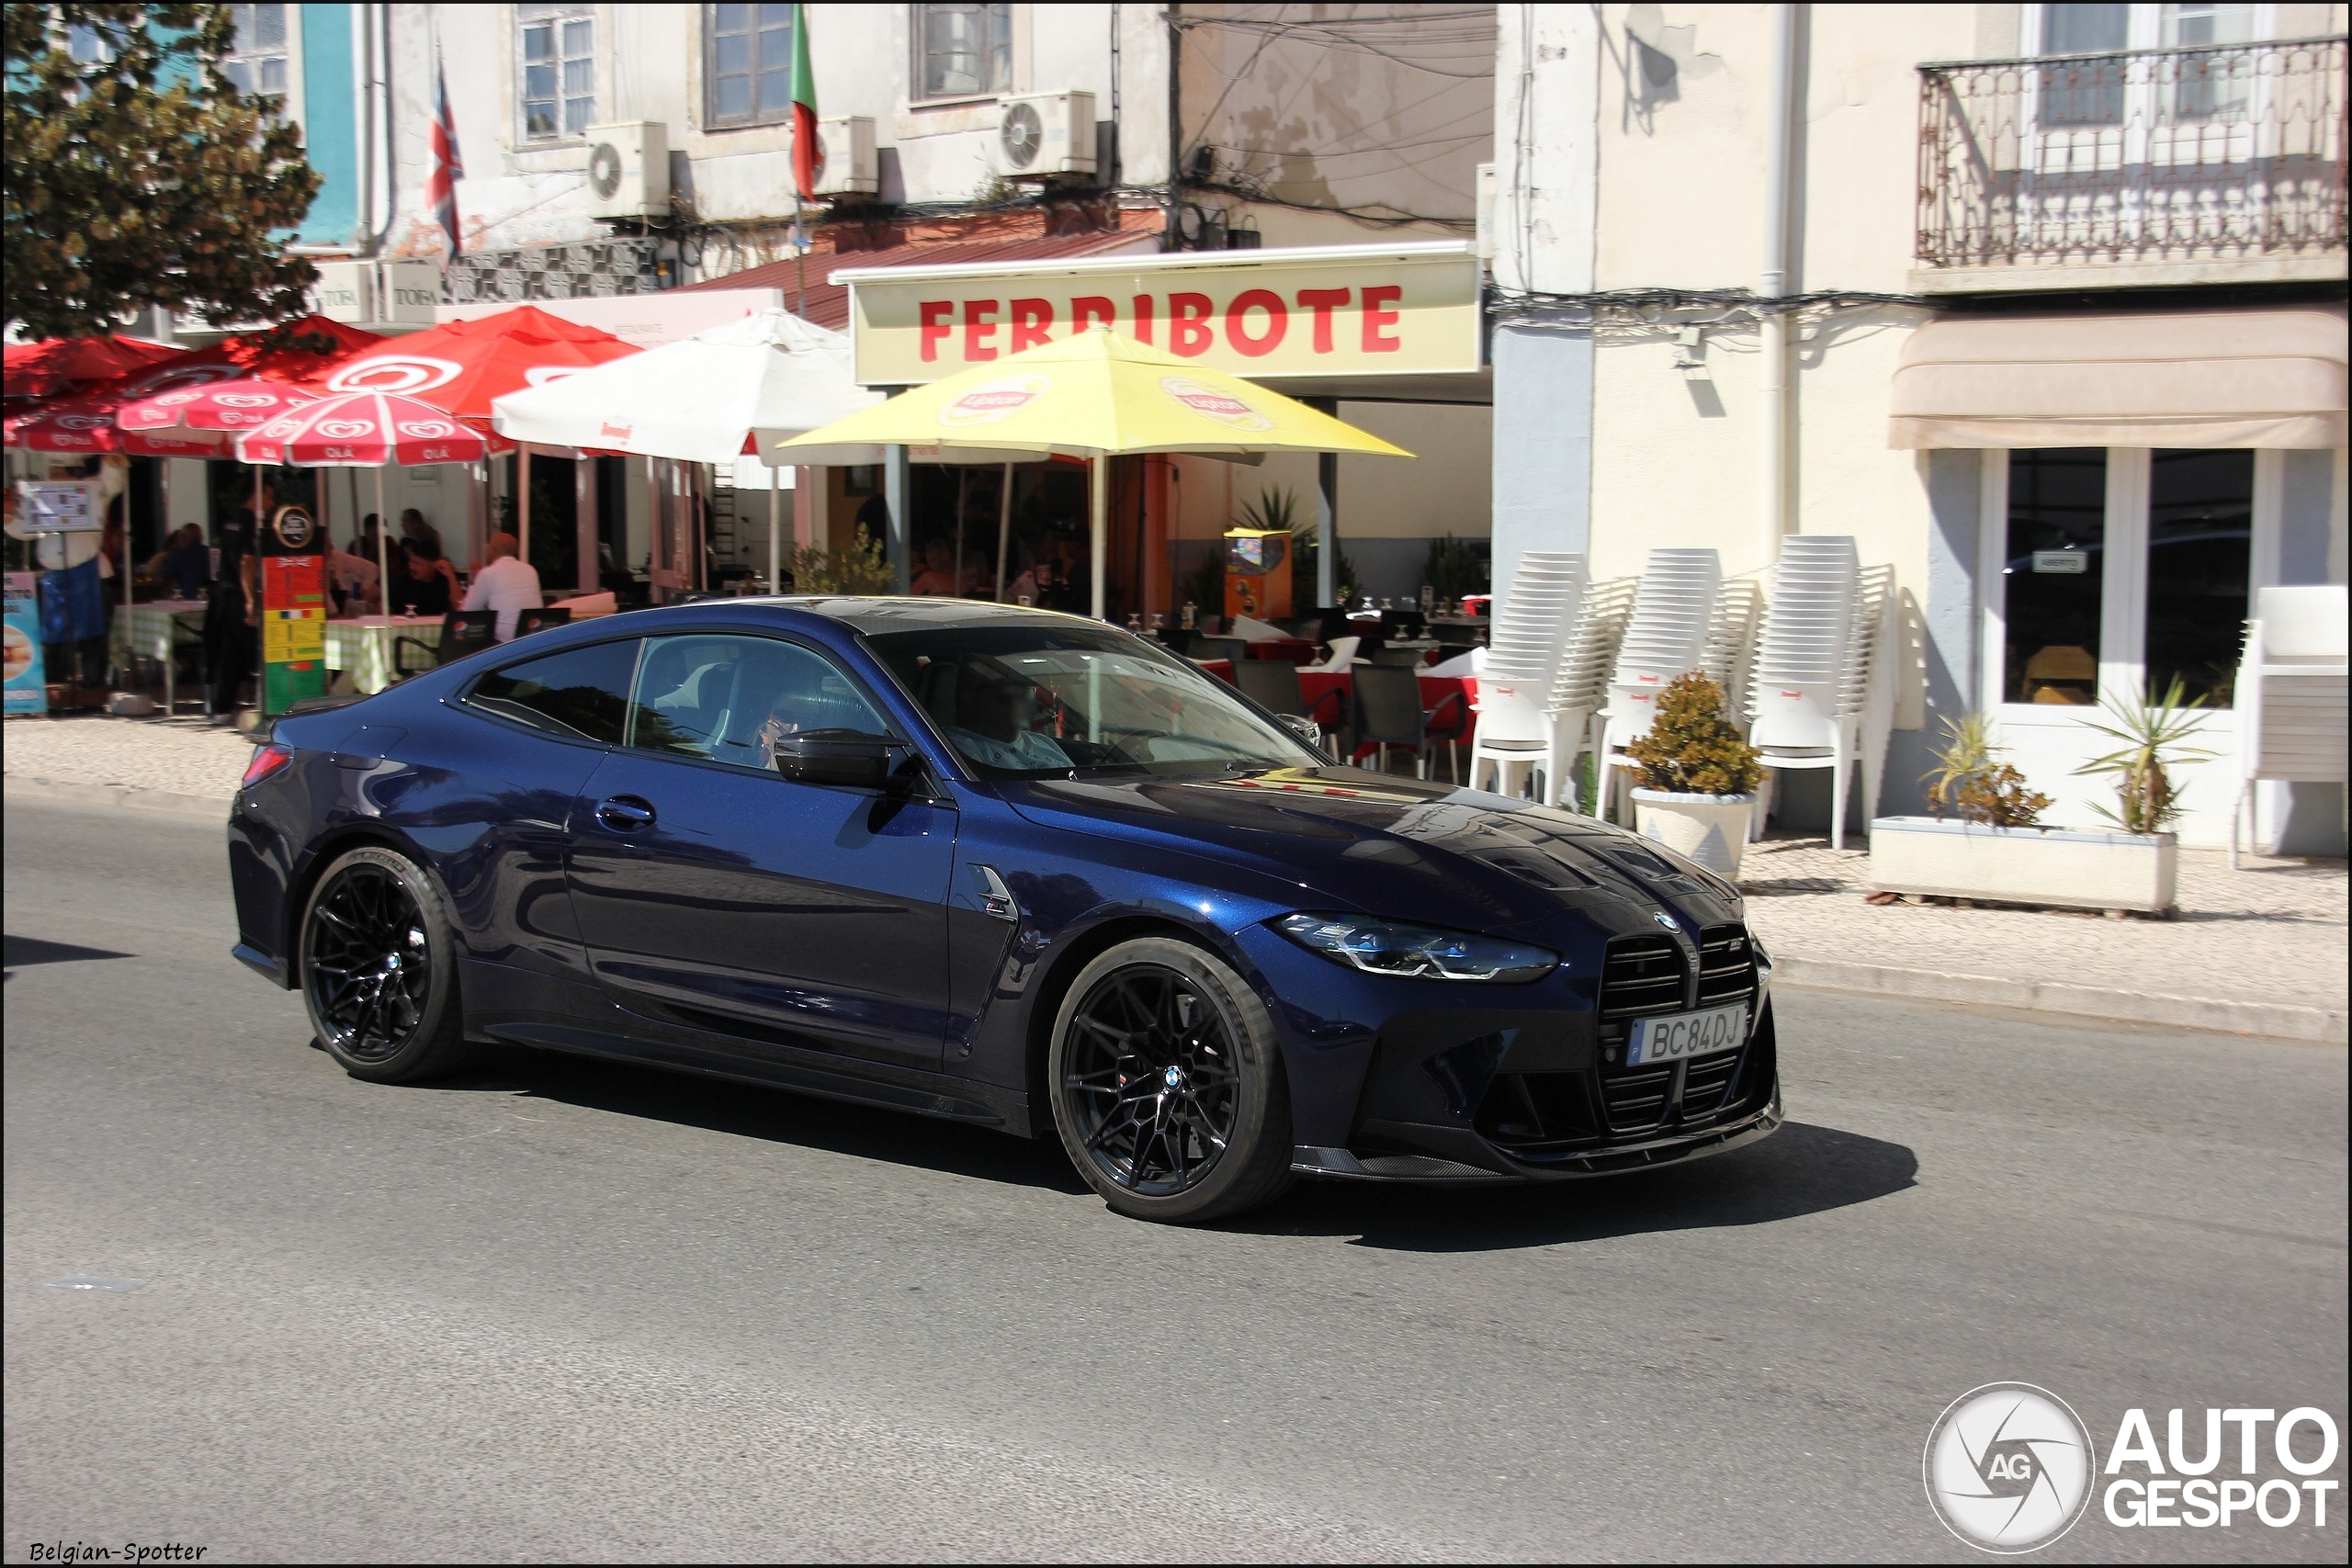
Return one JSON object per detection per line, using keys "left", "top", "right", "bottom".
{"left": 2231, "top": 585, "right": 2347, "bottom": 868}
{"left": 1467, "top": 552, "right": 1586, "bottom": 803}
{"left": 1593, "top": 549, "right": 1725, "bottom": 820}
{"left": 1547, "top": 577, "right": 1636, "bottom": 810}
{"left": 1703, "top": 573, "right": 1766, "bottom": 723}
{"left": 1747, "top": 536, "right": 1895, "bottom": 851}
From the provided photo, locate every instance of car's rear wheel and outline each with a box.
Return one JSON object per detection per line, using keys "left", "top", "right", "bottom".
{"left": 300, "top": 845, "right": 474, "bottom": 1083}
{"left": 1048, "top": 937, "right": 1294, "bottom": 1224}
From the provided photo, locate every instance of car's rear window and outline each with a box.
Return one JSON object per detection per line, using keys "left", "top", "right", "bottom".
{"left": 465, "top": 638, "right": 640, "bottom": 744}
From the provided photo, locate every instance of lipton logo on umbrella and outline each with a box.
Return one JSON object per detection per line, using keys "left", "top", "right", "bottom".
{"left": 1161, "top": 378, "right": 1272, "bottom": 432}
{"left": 940, "top": 375, "right": 1049, "bottom": 427}
{"left": 601, "top": 422, "right": 633, "bottom": 441}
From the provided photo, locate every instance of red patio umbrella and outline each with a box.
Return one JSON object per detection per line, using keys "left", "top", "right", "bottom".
{"left": 4, "top": 336, "right": 186, "bottom": 398}
{"left": 119, "top": 378, "right": 322, "bottom": 435}
{"left": 235, "top": 390, "right": 490, "bottom": 468}
{"left": 4, "top": 392, "right": 224, "bottom": 457}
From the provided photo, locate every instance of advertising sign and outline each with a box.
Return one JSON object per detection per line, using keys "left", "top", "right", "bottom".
{"left": 15, "top": 481, "right": 103, "bottom": 533}
{"left": 259, "top": 505, "right": 326, "bottom": 716}
{"left": 4, "top": 571, "right": 47, "bottom": 714}
{"left": 843, "top": 243, "right": 1483, "bottom": 386}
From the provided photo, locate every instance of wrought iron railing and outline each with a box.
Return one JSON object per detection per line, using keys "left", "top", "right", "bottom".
{"left": 1917, "top": 37, "right": 2346, "bottom": 268}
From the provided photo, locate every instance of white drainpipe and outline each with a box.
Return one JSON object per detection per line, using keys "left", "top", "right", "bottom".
{"left": 1759, "top": 3, "right": 1800, "bottom": 560}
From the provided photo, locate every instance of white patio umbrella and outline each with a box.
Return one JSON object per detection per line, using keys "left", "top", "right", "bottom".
{"left": 492, "top": 308, "right": 888, "bottom": 595}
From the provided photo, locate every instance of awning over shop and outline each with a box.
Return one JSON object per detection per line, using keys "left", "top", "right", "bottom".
{"left": 1889, "top": 306, "right": 2346, "bottom": 450}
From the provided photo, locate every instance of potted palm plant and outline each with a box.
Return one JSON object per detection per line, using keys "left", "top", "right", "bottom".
{"left": 1869, "top": 684, "right": 2211, "bottom": 915}
{"left": 1623, "top": 671, "right": 1763, "bottom": 878}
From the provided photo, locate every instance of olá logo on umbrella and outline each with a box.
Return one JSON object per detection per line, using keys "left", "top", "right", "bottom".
{"left": 940, "top": 375, "right": 1049, "bottom": 426}
{"left": 1161, "top": 377, "right": 1272, "bottom": 432}
{"left": 315, "top": 420, "right": 375, "bottom": 440}
{"left": 398, "top": 421, "right": 457, "bottom": 439}
{"left": 326, "top": 355, "right": 462, "bottom": 395}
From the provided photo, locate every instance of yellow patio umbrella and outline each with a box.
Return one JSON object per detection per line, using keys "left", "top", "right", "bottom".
{"left": 773, "top": 328, "right": 1412, "bottom": 618}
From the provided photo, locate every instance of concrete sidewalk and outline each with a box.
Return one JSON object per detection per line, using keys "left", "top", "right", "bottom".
{"left": 6, "top": 712, "right": 2345, "bottom": 1041}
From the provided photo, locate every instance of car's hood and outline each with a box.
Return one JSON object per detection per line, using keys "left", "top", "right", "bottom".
{"left": 1000, "top": 766, "right": 1742, "bottom": 935}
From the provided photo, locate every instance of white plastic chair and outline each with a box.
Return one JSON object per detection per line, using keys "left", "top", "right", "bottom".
{"left": 1747, "top": 540, "right": 1894, "bottom": 850}
{"left": 1466, "top": 677, "right": 1561, "bottom": 801}
{"left": 2232, "top": 585, "right": 2348, "bottom": 867}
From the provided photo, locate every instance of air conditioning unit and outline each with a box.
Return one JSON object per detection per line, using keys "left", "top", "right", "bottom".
{"left": 584, "top": 120, "right": 670, "bottom": 219}
{"left": 812, "top": 115, "right": 879, "bottom": 197}
{"left": 991, "top": 90, "right": 1096, "bottom": 179}
{"left": 308, "top": 262, "right": 372, "bottom": 323}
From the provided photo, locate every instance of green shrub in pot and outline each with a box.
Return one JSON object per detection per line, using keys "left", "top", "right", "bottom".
{"left": 1623, "top": 671, "right": 1762, "bottom": 877}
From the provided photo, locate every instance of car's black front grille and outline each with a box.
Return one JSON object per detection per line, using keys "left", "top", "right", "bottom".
{"left": 1599, "top": 934, "right": 1687, "bottom": 1021}
{"left": 1695, "top": 925, "right": 1758, "bottom": 1008}
{"left": 1476, "top": 922, "right": 1768, "bottom": 1156}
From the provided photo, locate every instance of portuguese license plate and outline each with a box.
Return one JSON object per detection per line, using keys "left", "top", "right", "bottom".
{"left": 1627, "top": 1002, "right": 1748, "bottom": 1066}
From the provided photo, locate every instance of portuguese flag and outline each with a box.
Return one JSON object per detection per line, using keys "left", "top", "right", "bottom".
{"left": 789, "top": 4, "right": 819, "bottom": 202}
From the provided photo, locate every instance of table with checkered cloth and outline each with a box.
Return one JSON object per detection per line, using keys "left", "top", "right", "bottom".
{"left": 110, "top": 601, "right": 209, "bottom": 712}
{"left": 324, "top": 616, "right": 443, "bottom": 694}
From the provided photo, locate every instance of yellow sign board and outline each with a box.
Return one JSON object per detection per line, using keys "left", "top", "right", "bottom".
{"left": 265, "top": 607, "right": 325, "bottom": 664}
{"left": 844, "top": 245, "right": 1483, "bottom": 386}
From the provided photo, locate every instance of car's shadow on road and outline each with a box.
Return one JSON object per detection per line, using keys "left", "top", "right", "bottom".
{"left": 1231, "top": 1122, "right": 1919, "bottom": 1252}
{"left": 434, "top": 1043, "right": 1095, "bottom": 1196}
{"left": 427, "top": 1046, "right": 1914, "bottom": 1247}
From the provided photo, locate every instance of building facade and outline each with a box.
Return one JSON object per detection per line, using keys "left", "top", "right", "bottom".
{"left": 1492, "top": 2, "right": 2347, "bottom": 849}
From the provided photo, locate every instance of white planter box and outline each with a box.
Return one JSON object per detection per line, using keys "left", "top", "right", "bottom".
{"left": 1632, "top": 789, "right": 1756, "bottom": 879}
{"left": 1867, "top": 816, "right": 2177, "bottom": 914}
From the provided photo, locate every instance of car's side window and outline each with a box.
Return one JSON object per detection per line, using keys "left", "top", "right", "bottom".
{"left": 624, "top": 634, "right": 889, "bottom": 773}
{"left": 465, "top": 637, "right": 641, "bottom": 744}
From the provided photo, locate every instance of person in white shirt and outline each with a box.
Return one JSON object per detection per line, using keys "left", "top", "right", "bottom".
{"left": 462, "top": 531, "right": 543, "bottom": 641}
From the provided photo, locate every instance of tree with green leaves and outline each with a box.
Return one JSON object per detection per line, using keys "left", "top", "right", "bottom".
{"left": 5, "top": 4, "right": 319, "bottom": 340}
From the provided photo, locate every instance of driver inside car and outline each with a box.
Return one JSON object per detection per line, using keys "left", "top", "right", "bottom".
{"left": 944, "top": 673, "right": 1073, "bottom": 773}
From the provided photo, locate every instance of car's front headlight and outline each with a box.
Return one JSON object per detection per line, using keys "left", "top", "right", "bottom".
{"left": 1272, "top": 913, "right": 1558, "bottom": 983}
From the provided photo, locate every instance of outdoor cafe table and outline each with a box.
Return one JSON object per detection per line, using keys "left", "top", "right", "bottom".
{"left": 325, "top": 615, "right": 442, "bottom": 694}
{"left": 111, "top": 599, "right": 208, "bottom": 714}
{"left": 1194, "top": 660, "right": 1480, "bottom": 759}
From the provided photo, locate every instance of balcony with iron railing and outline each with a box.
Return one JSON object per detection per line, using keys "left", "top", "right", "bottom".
{"left": 1915, "top": 36, "right": 2347, "bottom": 288}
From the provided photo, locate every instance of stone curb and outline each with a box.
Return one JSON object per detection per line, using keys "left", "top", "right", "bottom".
{"left": 4, "top": 773, "right": 234, "bottom": 820}
{"left": 1772, "top": 953, "right": 2347, "bottom": 1045}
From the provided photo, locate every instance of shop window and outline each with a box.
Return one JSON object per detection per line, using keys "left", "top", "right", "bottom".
{"left": 221, "top": 4, "right": 291, "bottom": 104}
{"left": 520, "top": 5, "right": 596, "bottom": 141}
{"left": 2144, "top": 448, "right": 2252, "bottom": 704}
{"left": 2002, "top": 449, "right": 2108, "bottom": 705}
{"left": 706, "top": 4, "right": 796, "bottom": 128}
{"left": 915, "top": 3, "right": 1012, "bottom": 101}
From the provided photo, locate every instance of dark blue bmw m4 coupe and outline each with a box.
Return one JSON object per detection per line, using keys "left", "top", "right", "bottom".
{"left": 229, "top": 598, "right": 1780, "bottom": 1223}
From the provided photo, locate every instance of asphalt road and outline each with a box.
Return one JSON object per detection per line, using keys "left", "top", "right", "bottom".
{"left": 4, "top": 795, "right": 2345, "bottom": 1564}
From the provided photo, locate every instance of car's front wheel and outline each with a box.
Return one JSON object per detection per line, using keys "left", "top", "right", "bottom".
{"left": 1048, "top": 936, "right": 1294, "bottom": 1224}
{"left": 300, "top": 844, "right": 476, "bottom": 1083}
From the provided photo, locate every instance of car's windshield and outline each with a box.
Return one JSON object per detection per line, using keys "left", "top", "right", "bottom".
{"left": 868, "top": 624, "right": 1320, "bottom": 780}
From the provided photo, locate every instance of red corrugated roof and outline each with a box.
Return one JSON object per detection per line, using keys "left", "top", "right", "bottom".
{"left": 679, "top": 230, "right": 1159, "bottom": 330}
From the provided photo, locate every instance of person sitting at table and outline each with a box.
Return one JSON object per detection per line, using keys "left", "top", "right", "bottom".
{"left": 944, "top": 673, "right": 1072, "bottom": 773}
{"left": 399, "top": 508, "right": 441, "bottom": 554}
{"left": 158, "top": 525, "right": 210, "bottom": 600}
{"left": 324, "top": 529, "right": 380, "bottom": 614}
{"left": 910, "top": 538, "right": 959, "bottom": 596}
{"left": 461, "top": 530, "right": 544, "bottom": 641}
{"left": 390, "top": 536, "right": 460, "bottom": 618}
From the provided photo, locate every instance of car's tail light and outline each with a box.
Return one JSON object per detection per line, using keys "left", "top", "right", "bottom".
{"left": 242, "top": 743, "right": 294, "bottom": 789}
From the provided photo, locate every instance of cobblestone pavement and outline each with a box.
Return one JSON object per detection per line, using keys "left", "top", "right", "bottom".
{"left": 1738, "top": 831, "right": 2347, "bottom": 1014}
{"left": 8, "top": 714, "right": 2346, "bottom": 1017}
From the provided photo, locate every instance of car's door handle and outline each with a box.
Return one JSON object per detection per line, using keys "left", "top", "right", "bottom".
{"left": 594, "top": 795, "right": 656, "bottom": 832}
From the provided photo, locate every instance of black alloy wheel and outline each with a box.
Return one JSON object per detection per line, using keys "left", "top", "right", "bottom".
{"left": 1049, "top": 937, "right": 1294, "bottom": 1223}
{"left": 300, "top": 845, "right": 474, "bottom": 1082}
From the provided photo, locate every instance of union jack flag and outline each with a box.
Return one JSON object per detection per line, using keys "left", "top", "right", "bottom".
{"left": 427, "top": 56, "right": 465, "bottom": 259}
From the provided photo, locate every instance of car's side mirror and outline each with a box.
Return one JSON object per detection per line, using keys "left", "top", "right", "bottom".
{"left": 772, "top": 728, "right": 903, "bottom": 791}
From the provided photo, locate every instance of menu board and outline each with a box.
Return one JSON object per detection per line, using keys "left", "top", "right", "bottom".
{"left": 4, "top": 571, "right": 47, "bottom": 714}
{"left": 260, "top": 509, "right": 327, "bottom": 716}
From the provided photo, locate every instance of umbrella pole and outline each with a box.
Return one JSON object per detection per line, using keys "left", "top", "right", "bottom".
{"left": 517, "top": 446, "right": 531, "bottom": 573}
{"left": 766, "top": 471, "right": 781, "bottom": 594}
{"left": 952, "top": 468, "right": 969, "bottom": 597}
{"left": 994, "top": 462, "right": 1012, "bottom": 601}
{"left": 376, "top": 467, "right": 390, "bottom": 678}
{"left": 1089, "top": 456, "right": 1108, "bottom": 620}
